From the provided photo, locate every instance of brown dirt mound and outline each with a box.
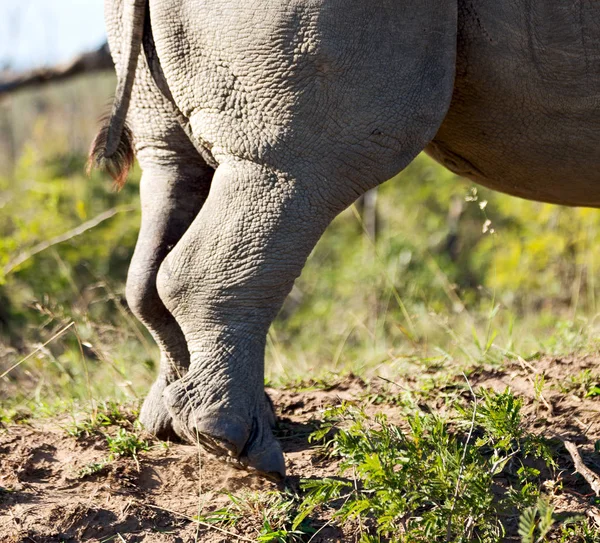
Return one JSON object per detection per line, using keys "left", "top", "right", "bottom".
{"left": 1, "top": 357, "right": 600, "bottom": 542}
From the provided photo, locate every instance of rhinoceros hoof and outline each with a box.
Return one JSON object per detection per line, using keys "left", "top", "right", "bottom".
{"left": 139, "top": 376, "right": 181, "bottom": 441}
{"left": 162, "top": 377, "right": 286, "bottom": 481}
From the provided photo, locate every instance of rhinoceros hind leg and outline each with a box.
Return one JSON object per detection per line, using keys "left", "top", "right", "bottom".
{"left": 127, "top": 162, "right": 213, "bottom": 439}
{"left": 155, "top": 159, "right": 346, "bottom": 479}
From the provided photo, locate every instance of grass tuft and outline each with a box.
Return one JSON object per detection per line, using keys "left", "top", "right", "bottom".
{"left": 65, "top": 400, "right": 135, "bottom": 438}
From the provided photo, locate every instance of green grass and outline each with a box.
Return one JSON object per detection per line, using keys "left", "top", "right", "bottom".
{"left": 65, "top": 399, "right": 135, "bottom": 438}
{"left": 77, "top": 460, "right": 108, "bottom": 479}
{"left": 74, "top": 423, "right": 150, "bottom": 478}
{"left": 106, "top": 426, "right": 150, "bottom": 459}
{"left": 62, "top": 400, "right": 150, "bottom": 478}
{"left": 557, "top": 369, "right": 600, "bottom": 399}
{"left": 557, "top": 518, "right": 600, "bottom": 543}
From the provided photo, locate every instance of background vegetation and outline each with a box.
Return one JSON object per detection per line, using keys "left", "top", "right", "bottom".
{"left": 1, "top": 72, "right": 600, "bottom": 412}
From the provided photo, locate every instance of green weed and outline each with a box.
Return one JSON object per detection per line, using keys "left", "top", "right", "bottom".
{"left": 518, "top": 498, "right": 555, "bottom": 543}
{"left": 0, "top": 407, "right": 30, "bottom": 425}
{"left": 297, "top": 388, "right": 556, "bottom": 542}
{"left": 70, "top": 412, "right": 149, "bottom": 478}
{"left": 76, "top": 427, "right": 149, "bottom": 479}
{"left": 559, "top": 369, "right": 600, "bottom": 398}
{"left": 106, "top": 426, "right": 149, "bottom": 459}
{"left": 65, "top": 400, "right": 134, "bottom": 438}
{"left": 195, "top": 491, "right": 313, "bottom": 543}
{"left": 77, "top": 461, "right": 108, "bottom": 479}
{"left": 558, "top": 517, "right": 600, "bottom": 543}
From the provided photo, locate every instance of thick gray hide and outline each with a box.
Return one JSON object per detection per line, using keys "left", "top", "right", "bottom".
{"left": 428, "top": 2, "right": 600, "bottom": 206}
{"left": 102, "top": 0, "right": 600, "bottom": 479}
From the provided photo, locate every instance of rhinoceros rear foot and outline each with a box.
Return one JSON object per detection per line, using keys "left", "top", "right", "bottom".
{"left": 162, "top": 374, "right": 285, "bottom": 481}
{"left": 139, "top": 376, "right": 182, "bottom": 441}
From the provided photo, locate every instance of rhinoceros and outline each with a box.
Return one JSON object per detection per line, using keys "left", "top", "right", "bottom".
{"left": 89, "top": 0, "right": 600, "bottom": 480}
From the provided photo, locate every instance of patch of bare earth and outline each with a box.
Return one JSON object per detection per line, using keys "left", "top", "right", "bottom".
{"left": 1, "top": 355, "right": 600, "bottom": 542}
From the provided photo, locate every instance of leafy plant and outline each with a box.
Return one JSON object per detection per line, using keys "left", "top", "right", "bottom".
{"left": 558, "top": 517, "right": 600, "bottom": 543}
{"left": 518, "top": 498, "right": 555, "bottom": 543}
{"left": 77, "top": 461, "right": 108, "bottom": 479}
{"left": 74, "top": 420, "right": 150, "bottom": 477}
{"left": 106, "top": 427, "right": 149, "bottom": 460}
{"left": 559, "top": 369, "right": 600, "bottom": 399}
{"left": 296, "top": 389, "right": 556, "bottom": 542}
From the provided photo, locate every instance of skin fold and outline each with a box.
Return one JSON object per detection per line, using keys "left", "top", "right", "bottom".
{"left": 97, "top": 0, "right": 600, "bottom": 479}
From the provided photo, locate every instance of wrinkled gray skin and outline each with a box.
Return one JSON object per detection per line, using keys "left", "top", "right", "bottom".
{"left": 100, "top": 0, "right": 600, "bottom": 480}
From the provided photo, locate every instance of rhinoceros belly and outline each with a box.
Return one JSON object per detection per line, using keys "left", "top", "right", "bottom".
{"left": 427, "top": 0, "right": 600, "bottom": 207}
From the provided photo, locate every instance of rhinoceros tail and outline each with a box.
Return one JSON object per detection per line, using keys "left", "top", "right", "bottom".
{"left": 87, "top": 119, "right": 135, "bottom": 189}
{"left": 87, "top": 0, "right": 147, "bottom": 190}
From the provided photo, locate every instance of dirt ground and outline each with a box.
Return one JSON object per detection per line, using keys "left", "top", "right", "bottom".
{"left": 1, "top": 355, "right": 600, "bottom": 542}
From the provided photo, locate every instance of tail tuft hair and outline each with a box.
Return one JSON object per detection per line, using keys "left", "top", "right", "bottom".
{"left": 86, "top": 119, "right": 135, "bottom": 191}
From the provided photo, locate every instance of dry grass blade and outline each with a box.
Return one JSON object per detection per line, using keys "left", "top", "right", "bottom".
{"left": 587, "top": 508, "right": 600, "bottom": 529}
{"left": 3, "top": 206, "right": 136, "bottom": 276}
{"left": 446, "top": 373, "right": 478, "bottom": 542}
{"left": 0, "top": 322, "right": 75, "bottom": 380}
{"left": 136, "top": 501, "right": 255, "bottom": 542}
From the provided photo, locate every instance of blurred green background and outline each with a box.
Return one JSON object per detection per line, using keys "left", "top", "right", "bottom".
{"left": 1, "top": 65, "right": 599, "bottom": 415}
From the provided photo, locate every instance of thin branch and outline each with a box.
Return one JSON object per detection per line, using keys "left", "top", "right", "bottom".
{"left": 0, "top": 43, "right": 113, "bottom": 97}
{"left": 564, "top": 440, "right": 600, "bottom": 496}
{"left": 3, "top": 205, "right": 136, "bottom": 276}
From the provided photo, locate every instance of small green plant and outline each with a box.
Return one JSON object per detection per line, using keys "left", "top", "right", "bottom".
{"left": 296, "top": 389, "right": 556, "bottom": 542}
{"left": 0, "top": 408, "right": 30, "bottom": 425}
{"left": 195, "top": 506, "right": 242, "bottom": 528}
{"left": 106, "top": 426, "right": 149, "bottom": 468}
{"left": 65, "top": 401, "right": 134, "bottom": 438}
{"left": 195, "top": 491, "right": 313, "bottom": 543}
{"left": 559, "top": 369, "right": 600, "bottom": 398}
{"left": 558, "top": 517, "right": 600, "bottom": 543}
{"left": 534, "top": 373, "right": 546, "bottom": 404}
{"left": 76, "top": 424, "right": 149, "bottom": 477}
{"left": 518, "top": 498, "right": 555, "bottom": 543}
{"left": 77, "top": 461, "right": 108, "bottom": 479}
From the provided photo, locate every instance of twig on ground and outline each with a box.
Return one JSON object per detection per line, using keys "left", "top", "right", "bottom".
{"left": 587, "top": 508, "right": 600, "bottom": 528}
{"left": 564, "top": 440, "right": 600, "bottom": 496}
{"left": 378, "top": 375, "right": 410, "bottom": 391}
